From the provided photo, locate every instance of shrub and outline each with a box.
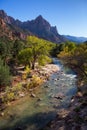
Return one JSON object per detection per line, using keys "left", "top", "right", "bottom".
{"left": 12, "top": 83, "right": 23, "bottom": 93}
{"left": 21, "top": 66, "right": 31, "bottom": 80}
{"left": 6, "top": 92, "right": 15, "bottom": 101}
{"left": 0, "top": 58, "right": 11, "bottom": 88}
{"left": 2, "top": 92, "right": 15, "bottom": 103}
{"left": 38, "top": 55, "right": 52, "bottom": 66}
{"left": 26, "top": 75, "right": 43, "bottom": 90}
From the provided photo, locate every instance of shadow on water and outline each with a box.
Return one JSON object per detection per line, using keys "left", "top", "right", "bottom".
{"left": 1, "top": 111, "right": 56, "bottom": 130}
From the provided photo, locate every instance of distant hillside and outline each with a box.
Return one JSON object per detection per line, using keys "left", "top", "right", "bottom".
{"left": 63, "top": 35, "right": 87, "bottom": 43}
{"left": 0, "top": 10, "right": 66, "bottom": 43}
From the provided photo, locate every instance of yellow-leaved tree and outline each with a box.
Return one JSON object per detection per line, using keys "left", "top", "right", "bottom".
{"left": 18, "top": 36, "right": 53, "bottom": 69}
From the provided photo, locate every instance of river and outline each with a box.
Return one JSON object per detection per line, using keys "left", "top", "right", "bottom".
{"left": 0, "top": 58, "right": 77, "bottom": 130}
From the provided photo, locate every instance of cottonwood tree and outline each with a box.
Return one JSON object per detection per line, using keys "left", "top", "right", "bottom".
{"left": 18, "top": 36, "right": 53, "bottom": 69}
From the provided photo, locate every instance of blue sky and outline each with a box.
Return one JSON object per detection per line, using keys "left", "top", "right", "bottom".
{"left": 0, "top": 0, "right": 87, "bottom": 37}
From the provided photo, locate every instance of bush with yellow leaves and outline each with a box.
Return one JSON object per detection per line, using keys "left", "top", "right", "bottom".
{"left": 27, "top": 75, "right": 43, "bottom": 90}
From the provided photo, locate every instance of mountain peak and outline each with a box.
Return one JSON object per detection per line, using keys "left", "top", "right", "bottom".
{"left": 0, "top": 9, "right": 6, "bottom": 14}
{"left": 34, "top": 15, "right": 51, "bottom": 30}
{"left": 35, "top": 15, "right": 49, "bottom": 24}
{"left": 36, "top": 15, "right": 43, "bottom": 20}
{"left": 0, "top": 10, "right": 7, "bottom": 18}
{"left": 0, "top": 10, "right": 66, "bottom": 43}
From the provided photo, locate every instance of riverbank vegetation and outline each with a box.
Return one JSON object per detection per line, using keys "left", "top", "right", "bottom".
{"left": 52, "top": 41, "right": 87, "bottom": 88}
{"left": 0, "top": 35, "right": 87, "bottom": 130}
{"left": 43, "top": 41, "right": 87, "bottom": 130}
{"left": 0, "top": 36, "right": 56, "bottom": 108}
{"left": 0, "top": 36, "right": 87, "bottom": 106}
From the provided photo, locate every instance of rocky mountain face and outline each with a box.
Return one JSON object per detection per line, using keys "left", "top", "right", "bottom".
{"left": 19, "top": 15, "right": 66, "bottom": 43}
{"left": 0, "top": 17, "right": 27, "bottom": 40}
{"left": 0, "top": 10, "right": 66, "bottom": 43}
{"left": 0, "top": 17, "right": 13, "bottom": 40}
{"left": 0, "top": 10, "right": 30, "bottom": 40}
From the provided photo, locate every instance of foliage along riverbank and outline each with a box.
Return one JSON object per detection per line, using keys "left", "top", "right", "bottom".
{"left": 42, "top": 41, "right": 87, "bottom": 130}
{"left": 0, "top": 62, "right": 59, "bottom": 114}
{"left": 0, "top": 34, "right": 87, "bottom": 129}
{"left": 0, "top": 35, "right": 58, "bottom": 112}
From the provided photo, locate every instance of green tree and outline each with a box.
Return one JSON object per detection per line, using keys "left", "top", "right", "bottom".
{"left": 68, "top": 43, "right": 87, "bottom": 78}
{"left": 0, "top": 58, "right": 11, "bottom": 89}
{"left": 12, "top": 40, "right": 25, "bottom": 59}
{"left": 58, "top": 42, "right": 87, "bottom": 85}
{"left": 0, "top": 40, "right": 13, "bottom": 63}
{"left": 51, "top": 43, "right": 66, "bottom": 57}
{"left": 18, "top": 36, "right": 52, "bottom": 69}
{"left": 58, "top": 41, "right": 76, "bottom": 58}
{"left": 18, "top": 48, "right": 32, "bottom": 67}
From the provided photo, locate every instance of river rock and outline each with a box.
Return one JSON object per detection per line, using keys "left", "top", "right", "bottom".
{"left": 44, "top": 85, "right": 49, "bottom": 88}
{"left": 71, "top": 98, "right": 74, "bottom": 103}
{"left": 76, "top": 92, "right": 83, "bottom": 97}
{"left": 1, "top": 112, "right": 4, "bottom": 116}
{"left": 54, "top": 78, "right": 57, "bottom": 81}
{"left": 54, "top": 93, "right": 64, "bottom": 100}
{"left": 71, "top": 96, "right": 75, "bottom": 103}
{"left": 37, "top": 98, "right": 42, "bottom": 101}
{"left": 19, "top": 93, "right": 25, "bottom": 97}
{"left": 31, "top": 93, "right": 36, "bottom": 98}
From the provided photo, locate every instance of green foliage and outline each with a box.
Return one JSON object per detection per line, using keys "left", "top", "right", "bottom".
{"left": 18, "top": 36, "right": 53, "bottom": 69}
{"left": 12, "top": 83, "right": 23, "bottom": 93}
{"left": 0, "top": 37, "right": 25, "bottom": 65}
{"left": 51, "top": 41, "right": 76, "bottom": 57}
{"left": 0, "top": 40, "right": 13, "bottom": 63}
{"left": 6, "top": 92, "right": 15, "bottom": 102}
{"left": 12, "top": 40, "right": 25, "bottom": 59}
{"left": 18, "top": 48, "right": 32, "bottom": 67}
{"left": 1, "top": 83, "right": 24, "bottom": 103}
{"left": 71, "top": 43, "right": 87, "bottom": 81}
{"left": 2, "top": 91, "right": 15, "bottom": 103}
{"left": 64, "top": 41, "right": 76, "bottom": 51}
{"left": 51, "top": 43, "right": 65, "bottom": 56}
{"left": 1, "top": 86, "right": 14, "bottom": 103}
{"left": 21, "top": 66, "right": 31, "bottom": 80}
{"left": 58, "top": 41, "right": 76, "bottom": 58}
{"left": 26, "top": 75, "right": 43, "bottom": 90}
{"left": 38, "top": 55, "right": 52, "bottom": 66}
{"left": 57, "top": 42, "right": 87, "bottom": 85}
{"left": 0, "top": 58, "right": 11, "bottom": 87}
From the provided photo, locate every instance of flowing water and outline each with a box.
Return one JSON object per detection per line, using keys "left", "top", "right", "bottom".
{"left": 0, "top": 58, "right": 77, "bottom": 130}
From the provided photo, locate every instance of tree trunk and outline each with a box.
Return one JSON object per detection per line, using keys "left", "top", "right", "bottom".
{"left": 32, "top": 62, "right": 35, "bottom": 70}
{"left": 31, "top": 55, "right": 37, "bottom": 70}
